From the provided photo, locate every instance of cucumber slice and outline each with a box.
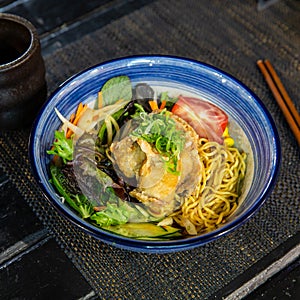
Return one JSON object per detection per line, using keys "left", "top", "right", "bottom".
{"left": 103, "top": 222, "right": 181, "bottom": 238}
{"left": 137, "top": 232, "right": 183, "bottom": 240}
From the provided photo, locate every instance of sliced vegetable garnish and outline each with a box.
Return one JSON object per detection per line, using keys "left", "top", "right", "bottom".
{"left": 149, "top": 100, "right": 159, "bottom": 111}
{"left": 102, "top": 222, "right": 181, "bottom": 238}
{"left": 66, "top": 102, "right": 88, "bottom": 138}
{"left": 54, "top": 108, "right": 85, "bottom": 138}
{"left": 172, "top": 95, "right": 228, "bottom": 143}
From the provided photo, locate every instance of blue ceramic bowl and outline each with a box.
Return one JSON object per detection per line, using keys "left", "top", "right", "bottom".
{"left": 29, "top": 56, "right": 281, "bottom": 253}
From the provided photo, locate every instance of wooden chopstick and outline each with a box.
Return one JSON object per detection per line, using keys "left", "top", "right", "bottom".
{"left": 257, "top": 59, "right": 300, "bottom": 146}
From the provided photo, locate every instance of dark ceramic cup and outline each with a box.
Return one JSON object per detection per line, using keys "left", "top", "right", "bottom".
{"left": 0, "top": 13, "right": 47, "bottom": 130}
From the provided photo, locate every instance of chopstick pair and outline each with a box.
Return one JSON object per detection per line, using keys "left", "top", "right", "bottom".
{"left": 257, "top": 59, "right": 300, "bottom": 146}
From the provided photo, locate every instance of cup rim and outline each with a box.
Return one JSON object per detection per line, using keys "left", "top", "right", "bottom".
{"left": 0, "top": 13, "right": 40, "bottom": 70}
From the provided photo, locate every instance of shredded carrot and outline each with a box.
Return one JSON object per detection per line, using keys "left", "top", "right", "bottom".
{"left": 160, "top": 100, "right": 167, "bottom": 110}
{"left": 73, "top": 104, "right": 87, "bottom": 126}
{"left": 69, "top": 113, "right": 75, "bottom": 123}
{"left": 66, "top": 102, "right": 88, "bottom": 138}
{"left": 66, "top": 130, "right": 72, "bottom": 139}
{"left": 149, "top": 100, "right": 159, "bottom": 111}
{"left": 52, "top": 154, "right": 60, "bottom": 165}
{"left": 75, "top": 102, "right": 84, "bottom": 118}
{"left": 93, "top": 206, "right": 106, "bottom": 212}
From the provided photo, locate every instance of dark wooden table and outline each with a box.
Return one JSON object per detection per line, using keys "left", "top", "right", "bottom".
{"left": 0, "top": 0, "right": 299, "bottom": 299}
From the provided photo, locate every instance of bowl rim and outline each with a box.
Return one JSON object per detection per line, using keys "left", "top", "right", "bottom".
{"left": 29, "top": 54, "right": 281, "bottom": 253}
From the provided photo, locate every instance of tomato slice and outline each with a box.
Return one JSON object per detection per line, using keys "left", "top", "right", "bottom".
{"left": 171, "top": 96, "right": 228, "bottom": 144}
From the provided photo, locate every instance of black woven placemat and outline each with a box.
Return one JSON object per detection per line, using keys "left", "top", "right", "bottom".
{"left": 1, "top": 1, "right": 299, "bottom": 299}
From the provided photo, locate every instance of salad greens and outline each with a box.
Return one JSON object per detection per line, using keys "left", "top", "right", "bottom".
{"left": 47, "top": 76, "right": 183, "bottom": 240}
{"left": 47, "top": 130, "right": 74, "bottom": 163}
{"left": 50, "top": 164, "right": 94, "bottom": 219}
{"left": 50, "top": 157, "right": 176, "bottom": 238}
{"left": 101, "top": 75, "right": 132, "bottom": 106}
{"left": 50, "top": 159, "right": 160, "bottom": 226}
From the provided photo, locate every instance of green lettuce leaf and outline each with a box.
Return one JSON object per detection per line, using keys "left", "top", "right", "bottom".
{"left": 49, "top": 164, "right": 94, "bottom": 219}
{"left": 47, "top": 130, "right": 73, "bottom": 163}
{"left": 101, "top": 75, "right": 132, "bottom": 106}
{"left": 90, "top": 199, "right": 161, "bottom": 227}
{"left": 90, "top": 203, "right": 129, "bottom": 226}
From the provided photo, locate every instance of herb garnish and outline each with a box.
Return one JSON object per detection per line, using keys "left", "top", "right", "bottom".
{"left": 131, "top": 109, "right": 185, "bottom": 174}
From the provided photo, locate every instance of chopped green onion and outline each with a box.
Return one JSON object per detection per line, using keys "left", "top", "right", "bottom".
{"left": 131, "top": 109, "right": 185, "bottom": 174}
